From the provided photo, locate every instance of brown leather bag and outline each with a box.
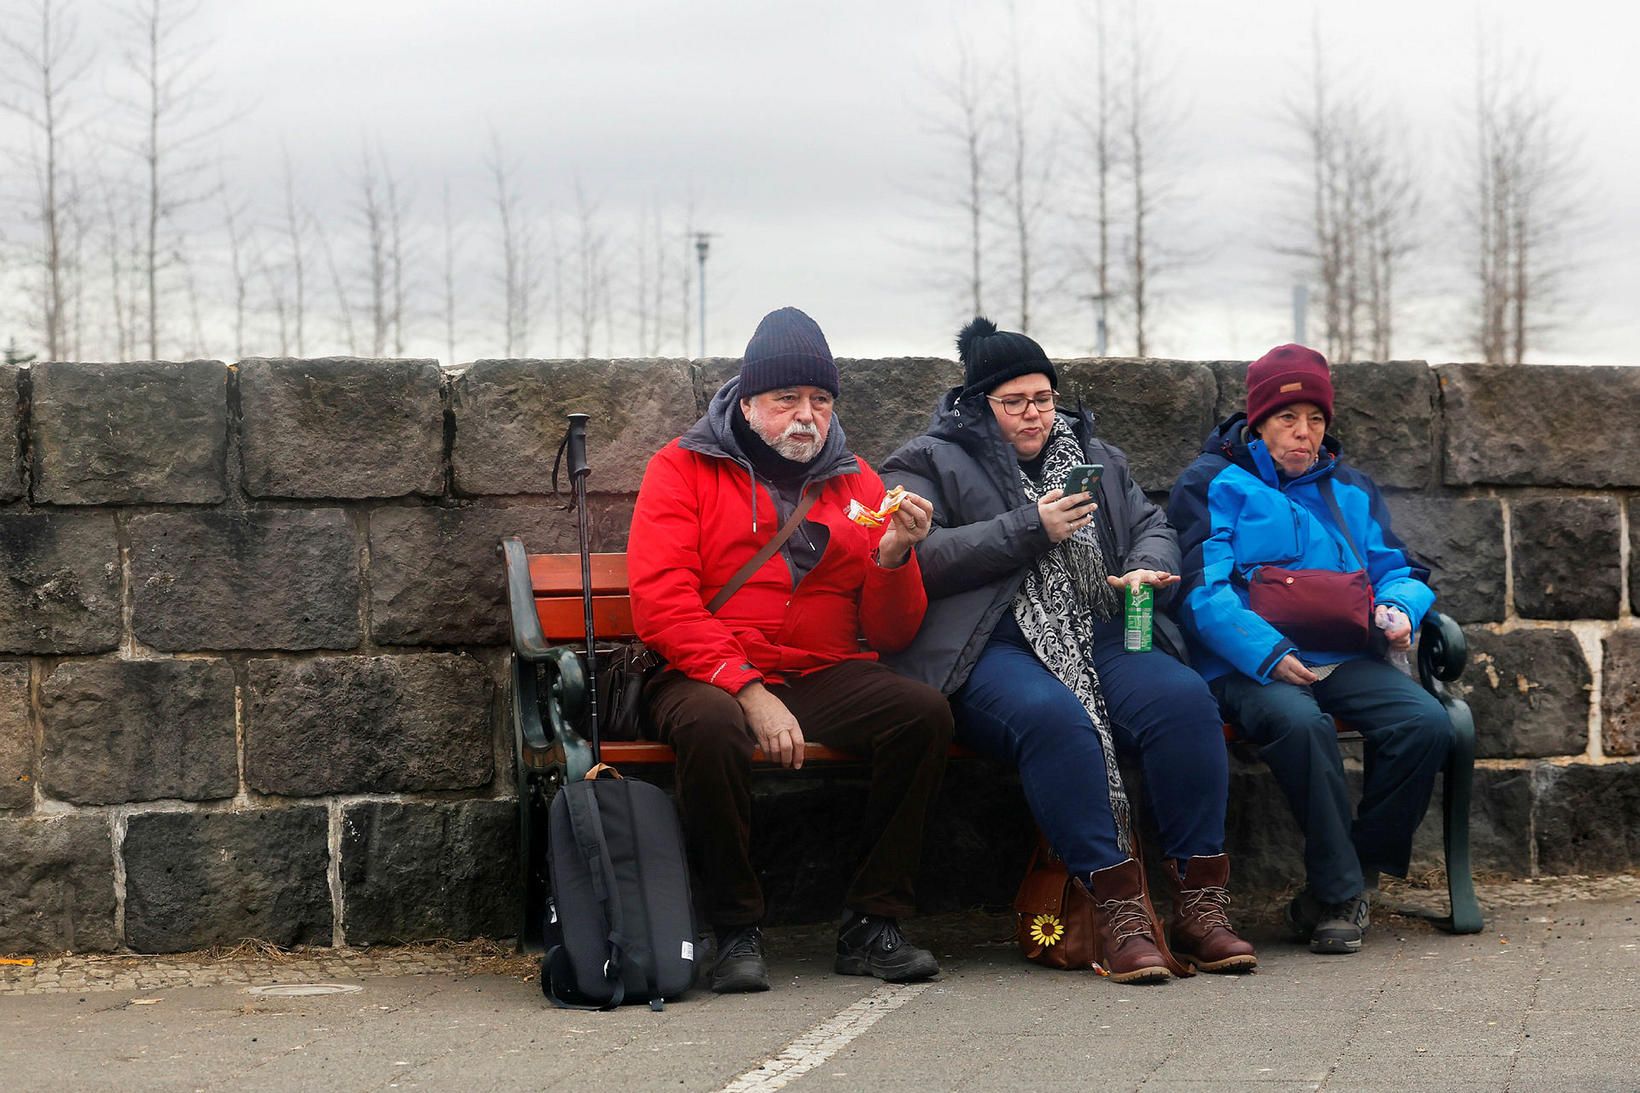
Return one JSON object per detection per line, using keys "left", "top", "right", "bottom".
{"left": 1013, "top": 837, "right": 1192, "bottom": 977}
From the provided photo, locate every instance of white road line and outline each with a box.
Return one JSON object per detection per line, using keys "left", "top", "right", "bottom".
{"left": 716, "top": 982, "right": 933, "bottom": 1093}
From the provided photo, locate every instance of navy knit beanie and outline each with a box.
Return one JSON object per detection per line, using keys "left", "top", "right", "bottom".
{"left": 956, "top": 316, "right": 1057, "bottom": 396}
{"left": 739, "top": 307, "right": 840, "bottom": 397}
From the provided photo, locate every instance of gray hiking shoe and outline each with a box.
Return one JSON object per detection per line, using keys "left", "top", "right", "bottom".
{"left": 1308, "top": 893, "right": 1371, "bottom": 954}
{"left": 834, "top": 914, "right": 940, "bottom": 981}
{"left": 710, "top": 925, "right": 771, "bottom": 993}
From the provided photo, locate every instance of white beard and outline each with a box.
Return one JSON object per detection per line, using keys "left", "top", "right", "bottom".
{"left": 748, "top": 406, "right": 823, "bottom": 462}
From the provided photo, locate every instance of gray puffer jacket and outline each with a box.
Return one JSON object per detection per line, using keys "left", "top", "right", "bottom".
{"left": 879, "top": 387, "right": 1186, "bottom": 695}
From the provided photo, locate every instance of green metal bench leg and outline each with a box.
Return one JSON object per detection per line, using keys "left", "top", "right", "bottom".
{"left": 1438, "top": 694, "right": 1484, "bottom": 934}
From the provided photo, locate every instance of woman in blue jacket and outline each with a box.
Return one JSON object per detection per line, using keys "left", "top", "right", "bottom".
{"left": 1167, "top": 344, "right": 1451, "bottom": 956}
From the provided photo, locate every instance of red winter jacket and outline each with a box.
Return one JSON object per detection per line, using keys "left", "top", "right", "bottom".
{"left": 628, "top": 382, "right": 929, "bottom": 695}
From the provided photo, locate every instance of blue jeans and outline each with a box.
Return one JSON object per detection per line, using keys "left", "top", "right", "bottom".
{"left": 953, "top": 613, "right": 1229, "bottom": 877}
{"left": 1214, "top": 658, "right": 1453, "bottom": 904}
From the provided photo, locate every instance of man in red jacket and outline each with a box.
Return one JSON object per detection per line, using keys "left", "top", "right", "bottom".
{"left": 630, "top": 306, "right": 953, "bottom": 994}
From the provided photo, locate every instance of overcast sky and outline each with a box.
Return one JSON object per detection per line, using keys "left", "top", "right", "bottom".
{"left": 4, "top": 0, "right": 1636, "bottom": 365}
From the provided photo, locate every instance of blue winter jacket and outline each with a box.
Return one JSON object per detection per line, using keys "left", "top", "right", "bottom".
{"left": 1166, "top": 413, "right": 1433, "bottom": 686}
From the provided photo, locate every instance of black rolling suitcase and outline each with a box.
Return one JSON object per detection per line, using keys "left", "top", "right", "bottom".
{"left": 541, "top": 414, "right": 696, "bottom": 1010}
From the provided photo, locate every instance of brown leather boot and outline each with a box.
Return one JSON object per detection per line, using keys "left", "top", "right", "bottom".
{"left": 1083, "top": 859, "right": 1171, "bottom": 983}
{"left": 1164, "top": 854, "right": 1259, "bottom": 973}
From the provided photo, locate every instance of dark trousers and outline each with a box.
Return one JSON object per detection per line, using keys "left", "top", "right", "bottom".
{"left": 646, "top": 659, "right": 954, "bottom": 929}
{"left": 1214, "top": 658, "right": 1453, "bottom": 904}
{"left": 952, "top": 614, "right": 1229, "bottom": 877}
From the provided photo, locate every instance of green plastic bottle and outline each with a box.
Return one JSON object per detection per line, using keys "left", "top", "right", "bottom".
{"left": 1123, "top": 584, "right": 1153, "bottom": 653}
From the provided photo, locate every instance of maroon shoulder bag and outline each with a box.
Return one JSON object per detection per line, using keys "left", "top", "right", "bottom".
{"left": 1246, "top": 478, "right": 1374, "bottom": 653}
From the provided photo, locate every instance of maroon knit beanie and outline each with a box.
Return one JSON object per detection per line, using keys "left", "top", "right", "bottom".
{"left": 739, "top": 307, "right": 841, "bottom": 397}
{"left": 1245, "top": 344, "right": 1334, "bottom": 427}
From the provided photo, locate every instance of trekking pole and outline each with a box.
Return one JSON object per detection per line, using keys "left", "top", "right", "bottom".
{"left": 565, "top": 412, "right": 601, "bottom": 763}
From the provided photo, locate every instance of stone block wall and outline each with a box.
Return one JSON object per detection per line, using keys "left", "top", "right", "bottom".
{"left": 2, "top": 356, "right": 1637, "bottom": 952}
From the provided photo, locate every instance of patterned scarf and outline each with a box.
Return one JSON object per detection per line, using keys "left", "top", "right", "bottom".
{"left": 1011, "top": 416, "right": 1132, "bottom": 854}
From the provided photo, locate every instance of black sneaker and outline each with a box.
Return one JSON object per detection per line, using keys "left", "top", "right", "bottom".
{"left": 1283, "top": 888, "right": 1325, "bottom": 942}
{"left": 1308, "top": 893, "right": 1371, "bottom": 955}
{"left": 834, "top": 914, "right": 940, "bottom": 981}
{"left": 710, "top": 926, "right": 771, "bottom": 993}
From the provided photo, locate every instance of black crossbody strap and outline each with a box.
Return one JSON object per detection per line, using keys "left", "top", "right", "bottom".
{"left": 1319, "top": 477, "right": 1366, "bottom": 572}
{"left": 706, "top": 488, "right": 819, "bottom": 614}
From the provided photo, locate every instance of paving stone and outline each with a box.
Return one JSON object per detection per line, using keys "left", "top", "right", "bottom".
{"left": 129, "top": 509, "right": 360, "bottom": 651}
{"left": 1384, "top": 494, "right": 1506, "bottom": 623}
{"left": 1, "top": 363, "right": 19, "bottom": 502}
{"left": 368, "top": 499, "right": 633, "bottom": 646}
{"left": 238, "top": 357, "right": 445, "bottom": 499}
{"left": 29, "top": 360, "right": 227, "bottom": 504}
{"left": 0, "top": 661, "right": 30, "bottom": 811}
{"left": 451, "top": 358, "right": 697, "bottom": 495}
{"left": 0, "top": 814, "right": 117, "bottom": 951}
{"left": 1510, "top": 497, "right": 1622, "bottom": 619}
{"left": 1533, "top": 761, "right": 1640, "bottom": 874}
{"left": 38, "top": 658, "right": 237, "bottom": 805}
{"left": 1602, "top": 629, "right": 1640, "bottom": 757}
{"left": 0, "top": 512, "right": 121, "bottom": 654}
{"left": 340, "top": 800, "right": 517, "bottom": 943}
{"left": 244, "top": 653, "right": 493, "bottom": 796}
{"left": 123, "top": 807, "right": 332, "bottom": 952}
{"left": 1450, "top": 628, "right": 1592, "bottom": 758}
{"left": 1440, "top": 363, "right": 1640, "bottom": 487}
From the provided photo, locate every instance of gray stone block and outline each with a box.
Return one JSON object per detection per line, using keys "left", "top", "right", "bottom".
{"left": 368, "top": 500, "right": 634, "bottom": 647}
{"left": 1602, "top": 629, "right": 1640, "bottom": 757}
{"left": 1207, "top": 358, "right": 1251, "bottom": 421}
{"left": 129, "top": 509, "right": 360, "bottom": 651}
{"left": 1460, "top": 767, "right": 1535, "bottom": 876}
{"left": 835, "top": 358, "right": 962, "bottom": 468}
{"left": 1510, "top": 497, "right": 1622, "bottom": 620}
{"left": 1, "top": 364, "right": 20, "bottom": 502}
{"left": 451, "top": 359, "right": 697, "bottom": 495}
{"left": 1057, "top": 358, "right": 1218, "bottom": 489}
{"left": 339, "top": 800, "right": 517, "bottom": 944}
{"left": 1631, "top": 499, "right": 1640, "bottom": 624}
{"left": 1450, "top": 628, "right": 1591, "bottom": 758}
{"left": 692, "top": 358, "right": 742, "bottom": 414}
{"left": 0, "top": 815, "right": 117, "bottom": 951}
{"left": 245, "top": 653, "right": 493, "bottom": 796}
{"left": 1223, "top": 758, "right": 1307, "bottom": 892}
{"left": 1533, "top": 761, "right": 1640, "bottom": 874}
{"left": 1440, "top": 364, "right": 1640, "bottom": 487}
{"left": 0, "top": 661, "right": 30, "bottom": 810}
{"left": 238, "top": 357, "right": 445, "bottom": 499}
{"left": 0, "top": 513, "right": 121, "bottom": 654}
{"left": 39, "top": 659, "right": 237, "bottom": 805}
{"left": 1383, "top": 494, "right": 1506, "bottom": 623}
{"left": 123, "top": 807, "right": 332, "bottom": 952}
{"left": 30, "top": 360, "right": 227, "bottom": 504}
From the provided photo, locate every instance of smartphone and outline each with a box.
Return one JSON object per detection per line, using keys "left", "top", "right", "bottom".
{"left": 1065, "top": 464, "right": 1103, "bottom": 503}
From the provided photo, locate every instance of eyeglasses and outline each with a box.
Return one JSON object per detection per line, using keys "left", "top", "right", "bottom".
{"left": 986, "top": 392, "right": 1058, "bottom": 416}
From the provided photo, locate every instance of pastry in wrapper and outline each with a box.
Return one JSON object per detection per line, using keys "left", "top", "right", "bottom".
{"left": 847, "top": 485, "right": 907, "bottom": 528}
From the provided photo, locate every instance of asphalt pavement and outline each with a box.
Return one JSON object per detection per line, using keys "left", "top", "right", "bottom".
{"left": 2, "top": 874, "right": 1636, "bottom": 1092}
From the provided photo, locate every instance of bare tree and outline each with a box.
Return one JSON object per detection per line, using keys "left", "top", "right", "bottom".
{"left": 1123, "top": 1, "right": 1151, "bottom": 356}
{"left": 488, "top": 134, "right": 538, "bottom": 357}
{"left": 278, "top": 146, "right": 308, "bottom": 356}
{"left": 1282, "top": 20, "right": 1420, "bottom": 362}
{"left": 218, "top": 178, "right": 255, "bottom": 358}
{"left": 571, "top": 179, "right": 608, "bottom": 358}
{"left": 118, "top": 0, "right": 223, "bottom": 360}
{"left": 998, "top": 0, "right": 1055, "bottom": 334}
{"left": 440, "top": 179, "right": 458, "bottom": 364}
{"left": 1, "top": 0, "right": 93, "bottom": 360}
{"left": 1467, "top": 34, "right": 1577, "bottom": 364}
{"left": 385, "top": 161, "right": 410, "bottom": 356}
{"left": 1066, "top": 0, "right": 1117, "bottom": 353}
{"left": 357, "top": 144, "right": 389, "bottom": 355}
{"left": 313, "top": 215, "right": 358, "bottom": 354}
{"left": 923, "top": 31, "right": 994, "bottom": 318}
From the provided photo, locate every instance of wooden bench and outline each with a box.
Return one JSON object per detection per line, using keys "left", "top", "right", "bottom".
{"left": 499, "top": 538, "right": 1483, "bottom": 950}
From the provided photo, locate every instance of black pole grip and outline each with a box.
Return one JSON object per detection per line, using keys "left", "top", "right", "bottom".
{"left": 567, "top": 413, "right": 591, "bottom": 481}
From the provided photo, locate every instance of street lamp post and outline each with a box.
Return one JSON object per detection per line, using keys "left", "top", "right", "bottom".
{"left": 694, "top": 232, "right": 712, "bottom": 358}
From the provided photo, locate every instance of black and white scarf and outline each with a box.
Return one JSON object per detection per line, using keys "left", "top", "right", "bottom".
{"left": 1011, "top": 416, "right": 1132, "bottom": 854}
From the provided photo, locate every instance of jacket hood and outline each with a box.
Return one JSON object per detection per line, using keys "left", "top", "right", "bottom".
{"left": 1204, "top": 411, "right": 1343, "bottom": 485}
{"left": 680, "top": 374, "right": 859, "bottom": 480}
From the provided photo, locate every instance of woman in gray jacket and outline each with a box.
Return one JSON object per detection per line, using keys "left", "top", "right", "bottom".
{"left": 882, "top": 318, "right": 1254, "bottom": 982}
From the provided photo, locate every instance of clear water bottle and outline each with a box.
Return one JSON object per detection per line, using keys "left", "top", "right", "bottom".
{"left": 1374, "top": 605, "right": 1413, "bottom": 676}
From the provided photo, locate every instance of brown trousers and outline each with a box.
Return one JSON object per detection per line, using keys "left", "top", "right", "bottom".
{"left": 645, "top": 658, "right": 954, "bottom": 929}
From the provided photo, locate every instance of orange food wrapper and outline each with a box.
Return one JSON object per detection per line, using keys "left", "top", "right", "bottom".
{"left": 847, "top": 485, "right": 907, "bottom": 528}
